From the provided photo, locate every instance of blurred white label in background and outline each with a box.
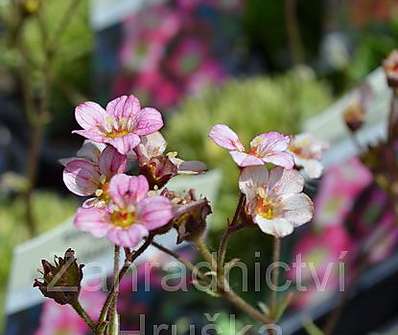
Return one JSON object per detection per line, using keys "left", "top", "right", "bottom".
{"left": 5, "top": 170, "right": 221, "bottom": 315}
{"left": 90, "top": 0, "right": 165, "bottom": 30}
{"left": 303, "top": 68, "right": 390, "bottom": 167}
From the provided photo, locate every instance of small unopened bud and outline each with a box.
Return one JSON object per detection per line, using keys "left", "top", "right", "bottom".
{"left": 383, "top": 50, "right": 398, "bottom": 88}
{"left": 139, "top": 156, "right": 178, "bottom": 189}
{"left": 343, "top": 100, "right": 365, "bottom": 132}
{"left": 162, "top": 189, "right": 212, "bottom": 244}
{"left": 33, "top": 249, "right": 84, "bottom": 305}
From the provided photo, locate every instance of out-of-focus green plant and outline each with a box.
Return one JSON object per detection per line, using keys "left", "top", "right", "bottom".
{"left": 0, "top": 192, "right": 76, "bottom": 329}
{"left": 166, "top": 68, "right": 332, "bottom": 232}
{"left": 348, "top": 18, "right": 398, "bottom": 83}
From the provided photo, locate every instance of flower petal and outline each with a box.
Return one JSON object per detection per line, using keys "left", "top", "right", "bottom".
{"left": 254, "top": 215, "right": 294, "bottom": 237}
{"left": 138, "top": 195, "right": 174, "bottom": 230}
{"left": 268, "top": 167, "right": 304, "bottom": 195}
{"left": 135, "top": 131, "right": 167, "bottom": 162}
{"left": 109, "top": 174, "right": 149, "bottom": 208}
{"left": 134, "top": 107, "right": 164, "bottom": 136}
{"left": 281, "top": 193, "right": 314, "bottom": 226}
{"left": 250, "top": 132, "right": 290, "bottom": 153}
{"left": 75, "top": 102, "right": 107, "bottom": 130}
{"left": 297, "top": 158, "right": 323, "bottom": 179}
{"left": 229, "top": 151, "right": 264, "bottom": 167}
{"left": 177, "top": 160, "right": 208, "bottom": 174}
{"left": 107, "top": 133, "right": 141, "bottom": 155}
{"left": 106, "top": 224, "right": 149, "bottom": 248}
{"left": 106, "top": 95, "right": 141, "bottom": 119}
{"left": 77, "top": 140, "right": 106, "bottom": 163}
{"left": 63, "top": 159, "right": 100, "bottom": 196}
{"left": 239, "top": 166, "right": 269, "bottom": 201}
{"left": 262, "top": 151, "right": 294, "bottom": 169}
{"left": 99, "top": 146, "right": 127, "bottom": 178}
{"left": 72, "top": 129, "right": 106, "bottom": 143}
{"left": 208, "top": 124, "right": 245, "bottom": 151}
{"left": 74, "top": 207, "right": 111, "bottom": 238}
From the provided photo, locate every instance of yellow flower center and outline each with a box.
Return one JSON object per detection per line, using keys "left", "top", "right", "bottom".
{"left": 111, "top": 210, "right": 136, "bottom": 229}
{"left": 255, "top": 187, "right": 276, "bottom": 220}
{"left": 103, "top": 117, "right": 131, "bottom": 139}
{"left": 95, "top": 175, "right": 111, "bottom": 204}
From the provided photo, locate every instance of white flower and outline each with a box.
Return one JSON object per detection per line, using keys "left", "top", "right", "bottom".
{"left": 288, "top": 133, "right": 328, "bottom": 179}
{"left": 239, "top": 166, "right": 313, "bottom": 237}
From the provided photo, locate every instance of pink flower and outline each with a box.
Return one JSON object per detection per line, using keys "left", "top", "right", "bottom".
{"left": 74, "top": 174, "right": 174, "bottom": 247}
{"left": 135, "top": 131, "right": 207, "bottom": 174}
{"left": 288, "top": 133, "right": 328, "bottom": 179}
{"left": 73, "top": 95, "right": 164, "bottom": 154}
{"left": 209, "top": 124, "right": 294, "bottom": 169}
{"left": 62, "top": 141, "right": 127, "bottom": 208}
{"left": 239, "top": 166, "right": 313, "bottom": 237}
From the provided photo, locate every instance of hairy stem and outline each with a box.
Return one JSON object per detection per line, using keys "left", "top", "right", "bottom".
{"left": 194, "top": 237, "right": 273, "bottom": 326}
{"left": 271, "top": 237, "right": 281, "bottom": 317}
{"left": 97, "top": 237, "right": 153, "bottom": 330}
{"left": 107, "top": 246, "right": 120, "bottom": 335}
{"left": 72, "top": 300, "right": 96, "bottom": 332}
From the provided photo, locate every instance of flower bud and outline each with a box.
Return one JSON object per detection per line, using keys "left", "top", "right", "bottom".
{"left": 33, "top": 249, "right": 84, "bottom": 305}
{"left": 383, "top": 50, "right": 398, "bottom": 88}
{"left": 343, "top": 100, "right": 365, "bottom": 132}
{"left": 162, "top": 189, "right": 212, "bottom": 243}
{"left": 139, "top": 156, "right": 178, "bottom": 189}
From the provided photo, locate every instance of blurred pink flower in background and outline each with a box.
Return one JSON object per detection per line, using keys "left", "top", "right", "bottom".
{"left": 35, "top": 289, "right": 105, "bottom": 335}
{"left": 314, "top": 157, "right": 372, "bottom": 227}
{"left": 288, "top": 225, "right": 353, "bottom": 308}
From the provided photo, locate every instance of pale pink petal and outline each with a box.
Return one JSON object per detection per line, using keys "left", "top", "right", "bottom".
{"left": 74, "top": 207, "right": 111, "bottom": 238}
{"left": 250, "top": 132, "right": 290, "bottom": 153}
{"left": 63, "top": 159, "right": 100, "bottom": 196}
{"left": 135, "top": 131, "right": 167, "bottom": 162}
{"left": 106, "top": 95, "right": 141, "bottom": 119}
{"left": 268, "top": 167, "right": 304, "bottom": 195}
{"left": 138, "top": 196, "right": 174, "bottom": 230}
{"left": 254, "top": 215, "right": 294, "bottom": 237}
{"left": 72, "top": 129, "right": 106, "bottom": 143}
{"left": 239, "top": 166, "right": 269, "bottom": 201}
{"left": 82, "top": 197, "right": 103, "bottom": 208}
{"left": 281, "top": 193, "right": 314, "bottom": 226}
{"left": 229, "top": 151, "right": 264, "bottom": 167}
{"left": 298, "top": 158, "right": 323, "bottom": 179}
{"left": 107, "top": 133, "right": 141, "bottom": 154}
{"left": 75, "top": 102, "right": 107, "bottom": 130}
{"left": 106, "top": 224, "right": 148, "bottom": 248}
{"left": 77, "top": 140, "right": 106, "bottom": 162}
{"left": 262, "top": 151, "right": 294, "bottom": 169}
{"left": 177, "top": 160, "right": 207, "bottom": 174}
{"left": 134, "top": 107, "right": 164, "bottom": 136}
{"left": 99, "top": 146, "right": 127, "bottom": 178}
{"left": 208, "top": 124, "right": 245, "bottom": 151}
{"left": 109, "top": 174, "right": 149, "bottom": 208}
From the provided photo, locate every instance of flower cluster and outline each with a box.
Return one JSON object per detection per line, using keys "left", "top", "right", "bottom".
{"left": 63, "top": 97, "right": 326, "bottom": 247}
{"left": 63, "top": 94, "right": 209, "bottom": 248}
{"left": 209, "top": 124, "right": 326, "bottom": 237}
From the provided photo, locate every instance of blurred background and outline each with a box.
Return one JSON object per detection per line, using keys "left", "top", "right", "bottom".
{"left": 1, "top": 0, "right": 398, "bottom": 334}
